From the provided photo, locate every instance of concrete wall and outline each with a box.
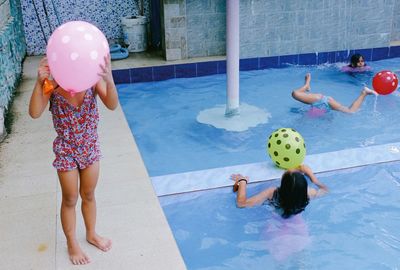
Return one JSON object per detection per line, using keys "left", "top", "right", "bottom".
{"left": 162, "top": 0, "right": 400, "bottom": 60}
{"left": 20, "top": 0, "right": 151, "bottom": 55}
{"left": 0, "top": 0, "right": 26, "bottom": 140}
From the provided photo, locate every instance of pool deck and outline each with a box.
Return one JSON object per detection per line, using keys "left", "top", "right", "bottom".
{"left": 0, "top": 51, "right": 212, "bottom": 270}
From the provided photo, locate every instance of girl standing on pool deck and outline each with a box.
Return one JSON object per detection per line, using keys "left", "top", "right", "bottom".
{"left": 29, "top": 55, "right": 118, "bottom": 265}
{"left": 292, "top": 73, "right": 377, "bottom": 114}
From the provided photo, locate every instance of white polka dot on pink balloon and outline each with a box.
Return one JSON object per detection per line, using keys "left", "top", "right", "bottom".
{"left": 51, "top": 52, "right": 57, "bottom": 61}
{"left": 90, "top": 51, "right": 98, "bottom": 60}
{"left": 84, "top": 34, "right": 93, "bottom": 41}
{"left": 62, "top": 35, "right": 70, "bottom": 44}
{"left": 70, "top": 52, "right": 79, "bottom": 61}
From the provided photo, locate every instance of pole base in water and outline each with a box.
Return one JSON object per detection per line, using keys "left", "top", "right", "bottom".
{"left": 197, "top": 103, "right": 271, "bottom": 132}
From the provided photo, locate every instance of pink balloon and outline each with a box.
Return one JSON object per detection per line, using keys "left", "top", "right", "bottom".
{"left": 46, "top": 21, "right": 109, "bottom": 94}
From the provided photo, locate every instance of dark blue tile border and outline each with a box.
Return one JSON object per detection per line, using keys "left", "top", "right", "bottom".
{"left": 259, "top": 56, "right": 279, "bottom": 69}
{"left": 279, "top": 54, "right": 298, "bottom": 66}
{"left": 240, "top": 58, "right": 258, "bottom": 71}
{"left": 372, "top": 47, "right": 389, "bottom": 61}
{"left": 130, "top": 67, "right": 153, "bottom": 83}
{"left": 113, "top": 45, "right": 400, "bottom": 84}
{"left": 153, "top": 65, "right": 175, "bottom": 81}
{"left": 217, "top": 60, "right": 226, "bottom": 74}
{"left": 316, "top": 52, "right": 328, "bottom": 64}
{"left": 112, "top": 69, "right": 130, "bottom": 84}
{"left": 389, "top": 46, "right": 400, "bottom": 58}
{"left": 350, "top": 48, "right": 373, "bottom": 62}
{"left": 197, "top": 61, "right": 218, "bottom": 77}
{"left": 175, "top": 63, "right": 197, "bottom": 78}
{"left": 298, "top": 53, "right": 317, "bottom": 65}
{"left": 334, "top": 50, "right": 349, "bottom": 62}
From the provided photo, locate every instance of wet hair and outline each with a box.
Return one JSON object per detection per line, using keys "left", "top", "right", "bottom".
{"left": 350, "top": 53, "right": 364, "bottom": 68}
{"left": 278, "top": 171, "right": 309, "bottom": 218}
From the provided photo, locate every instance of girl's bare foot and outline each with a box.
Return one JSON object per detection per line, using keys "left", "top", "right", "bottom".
{"left": 67, "top": 240, "right": 91, "bottom": 265}
{"left": 87, "top": 234, "right": 112, "bottom": 252}
{"left": 304, "top": 73, "right": 311, "bottom": 91}
{"left": 362, "top": 86, "right": 378, "bottom": 96}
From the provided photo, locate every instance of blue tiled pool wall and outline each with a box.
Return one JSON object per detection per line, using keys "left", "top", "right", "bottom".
{"left": 112, "top": 46, "right": 400, "bottom": 84}
{"left": 163, "top": 0, "right": 400, "bottom": 60}
{"left": 0, "top": 0, "right": 26, "bottom": 108}
{"left": 20, "top": 0, "right": 150, "bottom": 55}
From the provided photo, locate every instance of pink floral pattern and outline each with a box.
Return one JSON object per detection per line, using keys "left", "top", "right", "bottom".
{"left": 50, "top": 88, "right": 101, "bottom": 171}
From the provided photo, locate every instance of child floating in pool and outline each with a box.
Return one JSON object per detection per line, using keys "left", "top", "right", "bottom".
{"left": 341, "top": 53, "right": 372, "bottom": 72}
{"left": 292, "top": 73, "right": 377, "bottom": 114}
{"left": 231, "top": 164, "right": 328, "bottom": 218}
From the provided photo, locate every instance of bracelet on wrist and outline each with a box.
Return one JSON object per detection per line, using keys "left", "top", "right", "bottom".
{"left": 238, "top": 178, "right": 248, "bottom": 184}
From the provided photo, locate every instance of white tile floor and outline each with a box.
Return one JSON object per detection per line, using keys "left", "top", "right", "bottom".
{"left": 0, "top": 54, "right": 191, "bottom": 269}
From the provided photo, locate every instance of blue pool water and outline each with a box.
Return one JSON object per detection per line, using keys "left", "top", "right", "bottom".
{"left": 118, "top": 58, "right": 400, "bottom": 177}
{"left": 118, "top": 58, "right": 400, "bottom": 269}
{"left": 159, "top": 161, "right": 400, "bottom": 269}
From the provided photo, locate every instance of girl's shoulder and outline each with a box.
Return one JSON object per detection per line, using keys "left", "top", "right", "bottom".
{"left": 341, "top": 65, "right": 372, "bottom": 73}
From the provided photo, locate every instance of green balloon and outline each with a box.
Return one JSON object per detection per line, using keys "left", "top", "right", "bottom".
{"left": 267, "top": 128, "right": 306, "bottom": 169}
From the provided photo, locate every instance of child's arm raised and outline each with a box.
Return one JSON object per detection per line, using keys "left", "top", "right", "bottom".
{"left": 95, "top": 54, "right": 119, "bottom": 110}
{"left": 29, "top": 57, "right": 53, "bottom": 118}
{"left": 298, "top": 164, "right": 329, "bottom": 197}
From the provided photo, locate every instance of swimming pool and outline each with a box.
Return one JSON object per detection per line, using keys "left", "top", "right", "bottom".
{"left": 159, "top": 161, "right": 400, "bottom": 269}
{"left": 117, "top": 57, "right": 400, "bottom": 269}
{"left": 118, "top": 58, "right": 400, "bottom": 178}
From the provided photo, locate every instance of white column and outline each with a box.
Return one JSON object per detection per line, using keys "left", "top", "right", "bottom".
{"left": 225, "top": 0, "right": 240, "bottom": 116}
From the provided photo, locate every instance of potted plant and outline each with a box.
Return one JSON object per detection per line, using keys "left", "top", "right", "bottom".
{"left": 121, "top": 0, "right": 148, "bottom": 52}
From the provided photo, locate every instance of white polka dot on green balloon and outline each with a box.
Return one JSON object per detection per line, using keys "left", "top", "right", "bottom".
{"left": 62, "top": 35, "right": 71, "bottom": 44}
{"left": 90, "top": 51, "right": 98, "bottom": 60}
{"left": 70, "top": 52, "right": 79, "bottom": 61}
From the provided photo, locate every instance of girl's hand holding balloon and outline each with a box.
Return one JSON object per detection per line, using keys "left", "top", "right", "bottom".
{"left": 37, "top": 57, "right": 50, "bottom": 84}
{"left": 37, "top": 57, "right": 54, "bottom": 95}
{"left": 98, "top": 54, "right": 114, "bottom": 85}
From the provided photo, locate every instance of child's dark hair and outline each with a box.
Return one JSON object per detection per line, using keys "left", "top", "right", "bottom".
{"left": 350, "top": 53, "right": 364, "bottom": 68}
{"left": 278, "top": 171, "right": 309, "bottom": 218}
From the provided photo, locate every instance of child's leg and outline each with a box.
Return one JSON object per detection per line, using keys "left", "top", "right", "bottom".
{"left": 58, "top": 169, "right": 91, "bottom": 265}
{"left": 79, "top": 161, "right": 112, "bottom": 252}
{"left": 329, "top": 86, "right": 377, "bottom": 113}
{"left": 291, "top": 73, "right": 323, "bottom": 104}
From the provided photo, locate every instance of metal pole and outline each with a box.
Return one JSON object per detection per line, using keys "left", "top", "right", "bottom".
{"left": 225, "top": 0, "right": 240, "bottom": 116}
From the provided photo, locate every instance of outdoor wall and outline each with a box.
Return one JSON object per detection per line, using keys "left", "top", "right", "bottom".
{"left": 162, "top": 0, "right": 400, "bottom": 60}
{"left": 391, "top": 0, "right": 400, "bottom": 43}
{"left": 21, "top": 0, "right": 150, "bottom": 55}
{"left": 0, "top": 0, "right": 26, "bottom": 139}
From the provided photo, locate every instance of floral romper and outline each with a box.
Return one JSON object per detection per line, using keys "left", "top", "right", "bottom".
{"left": 50, "top": 88, "right": 101, "bottom": 171}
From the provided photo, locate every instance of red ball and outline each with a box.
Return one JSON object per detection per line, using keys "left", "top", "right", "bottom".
{"left": 372, "top": 70, "right": 398, "bottom": 95}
